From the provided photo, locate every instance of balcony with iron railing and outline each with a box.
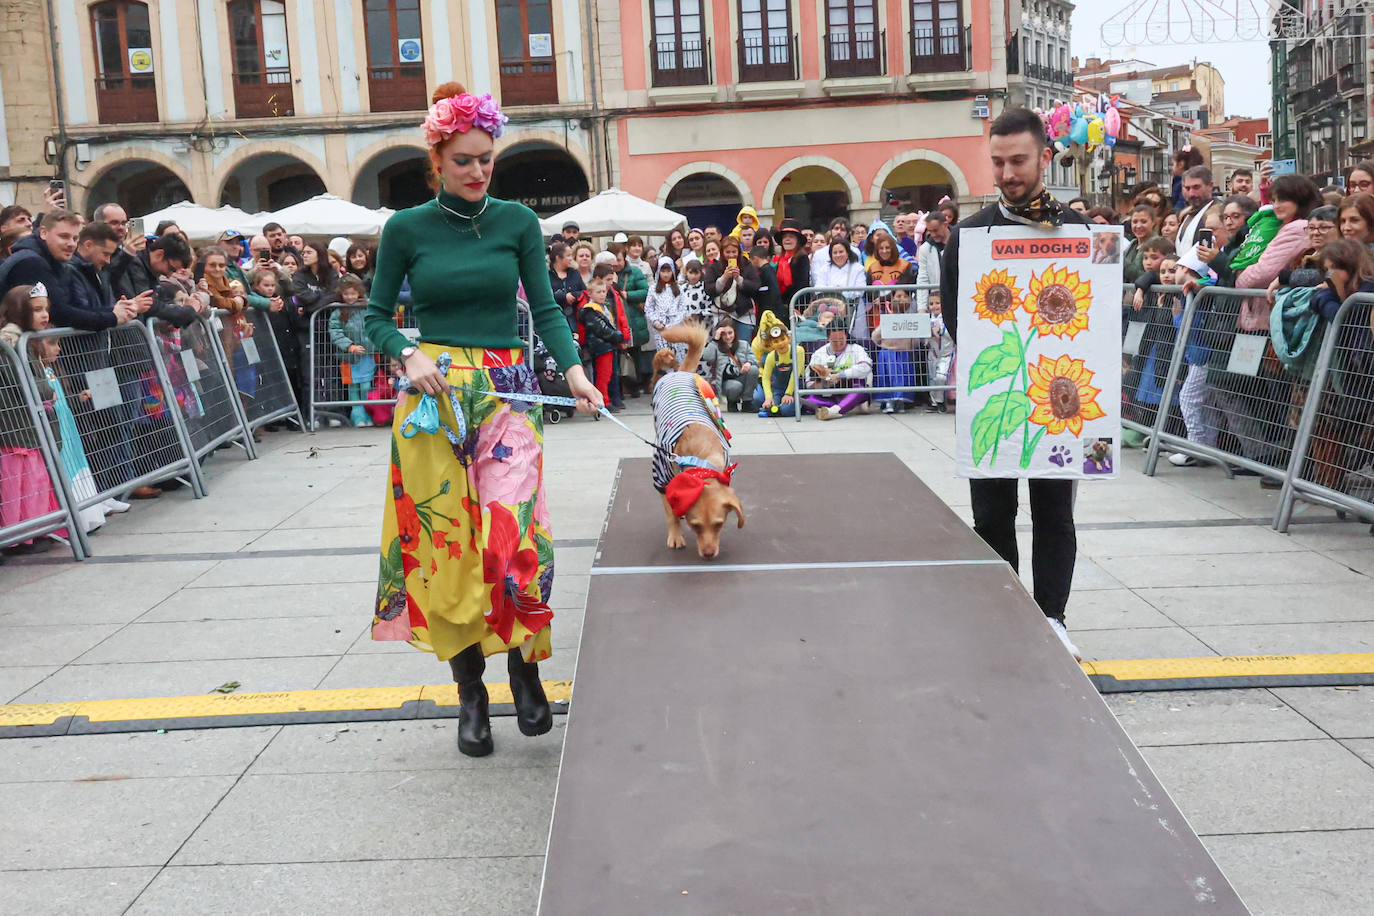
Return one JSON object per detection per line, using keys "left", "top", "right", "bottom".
{"left": 910, "top": 24, "right": 969, "bottom": 75}
{"left": 824, "top": 28, "right": 887, "bottom": 80}
{"left": 650, "top": 35, "right": 712, "bottom": 88}
{"left": 737, "top": 32, "right": 799, "bottom": 83}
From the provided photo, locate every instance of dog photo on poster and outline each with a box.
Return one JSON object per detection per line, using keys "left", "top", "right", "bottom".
{"left": 955, "top": 225, "right": 1123, "bottom": 479}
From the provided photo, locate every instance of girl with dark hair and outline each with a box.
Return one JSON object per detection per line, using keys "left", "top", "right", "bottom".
{"left": 1339, "top": 193, "right": 1374, "bottom": 246}
{"left": 345, "top": 243, "right": 375, "bottom": 292}
{"left": 292, "top": 242, "right": 339, "bottom": 315}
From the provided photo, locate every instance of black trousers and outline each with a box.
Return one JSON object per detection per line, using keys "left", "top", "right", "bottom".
{"left": 969, "top": 478, "right": 1076, "bottom": 622}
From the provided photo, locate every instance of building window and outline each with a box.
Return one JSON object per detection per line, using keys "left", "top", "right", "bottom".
{"left": 91, "top": 1, "right": 158, "bottom": 124}
{"left": 496, "top": 0, "right": 559, "bottom": 105}
{"left": 910, "top": 0, "right": 965, "bottom": 74}
{"left": 363, "top": 0, "right": 426, "bottom": 112}
{"left": 228, "top": 0, "right": 293, "bottom": 118}
{"left": 651, "top": 0, "right": 710, "bottom": 87}
{"left": 738, "top": 0, "right": 795, "bottom": 83}
{"left": 825, "top": 0, "right": 882, "bottom": 78}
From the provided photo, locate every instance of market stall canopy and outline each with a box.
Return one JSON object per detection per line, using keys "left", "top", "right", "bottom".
{"left": 135, "top": 201, "right": 258, "bottom": 240}
{"left": 264, "top": 194, "right": 392, "bottom": 236}
{"left": 539, "top": 189, "right": 688, "bottom": 236}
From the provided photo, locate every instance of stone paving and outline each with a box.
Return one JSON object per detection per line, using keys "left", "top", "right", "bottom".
{"left": 1, "top": 404, "right": 1372, "bottom": 915}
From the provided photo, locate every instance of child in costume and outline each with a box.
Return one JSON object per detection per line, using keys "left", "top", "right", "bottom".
{"left": 751, "top": 309, "right": 804, "bottom": 417}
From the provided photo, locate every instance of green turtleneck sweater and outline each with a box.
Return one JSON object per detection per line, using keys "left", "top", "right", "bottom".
{"left": 364, "top": 190, "right": 581, "bottom": 371}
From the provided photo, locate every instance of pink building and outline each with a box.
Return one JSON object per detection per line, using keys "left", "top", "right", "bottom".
{"left": 597, "top": 0, "right": 1014, "bottom": 230}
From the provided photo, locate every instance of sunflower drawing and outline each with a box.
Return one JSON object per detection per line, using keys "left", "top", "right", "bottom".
{"left": 973, "top": 269, "right": 1025, "bottom": 326}
{"left": 1025, "top": 265, "right": 1092, "bottom": 339}
{"left": 1026, "top": 354, "right": 1106, "bottom": 436}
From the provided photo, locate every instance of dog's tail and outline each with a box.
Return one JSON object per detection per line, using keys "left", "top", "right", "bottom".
{"left": 662, "top": 322, "right": 708, "bottom": 372}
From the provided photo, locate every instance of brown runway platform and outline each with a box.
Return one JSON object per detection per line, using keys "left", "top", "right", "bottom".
{"left": 539, "top": 453, "right": 1247, "bottom": 914}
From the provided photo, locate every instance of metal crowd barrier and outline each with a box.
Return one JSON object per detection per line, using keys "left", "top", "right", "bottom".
{"left": 0, "top": 340, "right": 86, "bottom": 558}
{"left": 150, "top": 315, "right": 257, "bottom": 462}
{"left": 307, "top": 300, "right": 535, "bottom": 431}
{"left": 1120, "top": 282, "right": 1184, "bottom": 444}
{"left": 221, "top": 306, "right": 305, "bottom": 435}
{"left": 1139, "top": 286, "right": 1297, "bottom": 483}
{"left": 17, "top": 318, "right": 208, "bottom": 549}
{"left": 1275, "top": 291, "right": 1374, "bottom": 531}
{"left": 786, "top": 284, "right": 953, "bottom": 421}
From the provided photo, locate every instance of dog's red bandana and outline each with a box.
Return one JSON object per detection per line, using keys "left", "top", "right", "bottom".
{"left": 665, "top": 464, "right": 738, "bottom": 518}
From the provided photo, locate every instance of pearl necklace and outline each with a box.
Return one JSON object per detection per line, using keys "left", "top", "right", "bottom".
{"left": 436, "top": 194, "right": 489, "bottom": 239}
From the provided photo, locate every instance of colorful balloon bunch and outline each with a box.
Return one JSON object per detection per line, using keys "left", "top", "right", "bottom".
{"left": 1034, "top": 96, "right": 1122, "bottom": 160}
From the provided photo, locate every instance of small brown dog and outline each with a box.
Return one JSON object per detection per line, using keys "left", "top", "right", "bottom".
{"left": 652, "top": 324, "right": 745, "bottom": 559}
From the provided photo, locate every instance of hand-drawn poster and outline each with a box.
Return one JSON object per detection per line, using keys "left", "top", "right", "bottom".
{"left": 956, "top": 225, "right": 1123, "bottom": 479}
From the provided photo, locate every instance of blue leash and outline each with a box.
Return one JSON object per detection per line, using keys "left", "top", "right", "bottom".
{"left": 396, "top": 353, "right": 715, "bottom": 470}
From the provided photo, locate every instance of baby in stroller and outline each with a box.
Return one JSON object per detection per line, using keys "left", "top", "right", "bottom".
{"left": 533, "top": 334, "right": 576, "bottom": 423}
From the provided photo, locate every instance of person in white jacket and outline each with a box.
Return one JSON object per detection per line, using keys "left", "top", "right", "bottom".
{"left": 811, "top": 239, "right": 869, "bottom": 339}
{"left": 644, "top": 256, "right": 687, "bottom": 362}
{"left": 803, "top": 325, "right": 873, "bottom": 420}
{"left": 915, "top": 212, "right": 949, "bottom": 311}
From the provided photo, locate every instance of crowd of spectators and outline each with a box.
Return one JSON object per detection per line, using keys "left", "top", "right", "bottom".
{"left": 0, "top": 188, "right": 379, "bottom": 554}
{"left": 542, "top": 205, "right": 957, "bottom": 419}
{"left": 1114, "top": 153, "right": 1374, "bottom": 498}
{"left": 8, "top": 151, "right": 1374, "bottom": 551}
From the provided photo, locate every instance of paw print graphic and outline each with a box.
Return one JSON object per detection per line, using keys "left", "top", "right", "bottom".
{"left": 1048, "top": 444, "right": 1073, "bottom": 467}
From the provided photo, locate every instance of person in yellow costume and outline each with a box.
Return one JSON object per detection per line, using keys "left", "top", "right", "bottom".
{"left": 727, "top": 206, "right": 760, "bottom": 247}
{"left": 751, "top": 309, "right": 804, "bottom": 417}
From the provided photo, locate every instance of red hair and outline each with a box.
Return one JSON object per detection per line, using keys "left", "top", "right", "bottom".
{"left": 427, "top": 81, "right": 469, "bottom": 189}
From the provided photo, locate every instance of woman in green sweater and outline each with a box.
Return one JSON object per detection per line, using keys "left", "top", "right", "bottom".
{"left": 365, "top": 81, "right": 601, "bottom": 758}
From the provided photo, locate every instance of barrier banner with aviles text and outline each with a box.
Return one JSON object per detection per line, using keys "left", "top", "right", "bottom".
{"left": 955, "top": 225, "right": 1123, "bottom": 479}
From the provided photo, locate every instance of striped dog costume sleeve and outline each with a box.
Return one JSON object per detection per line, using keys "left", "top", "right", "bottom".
{"left": 651, "top": 371, "right": 730, "bottom": 493}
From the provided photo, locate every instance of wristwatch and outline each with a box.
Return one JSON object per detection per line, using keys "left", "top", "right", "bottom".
{"left": 400, "top": 346, "right": 418, "bottom": 361}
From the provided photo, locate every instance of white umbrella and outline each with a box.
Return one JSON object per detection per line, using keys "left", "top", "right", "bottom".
{"left": 136, "top": 201, "right": 257, "bottom": 240}
{"left": 539, "top": 188, "right": 688, "bottom": 236}
{"left": 265, "top": 193, "right": 391, "bottom": 236}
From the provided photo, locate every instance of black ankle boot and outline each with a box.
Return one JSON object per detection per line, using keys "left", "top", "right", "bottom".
{"left": 507, "top": 648, "right": 553, "bottom": 737}
{"left": 448, "top": 645, "right": 493, "bottom": 757}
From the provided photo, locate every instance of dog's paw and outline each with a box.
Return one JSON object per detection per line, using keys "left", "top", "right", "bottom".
{"left": 666, "top": 529, "right": 687, "bottom": 550}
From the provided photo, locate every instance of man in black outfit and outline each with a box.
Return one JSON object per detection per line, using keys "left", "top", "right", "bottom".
{"left": 939, "top": 107, "right": 1086, "bottom": 658}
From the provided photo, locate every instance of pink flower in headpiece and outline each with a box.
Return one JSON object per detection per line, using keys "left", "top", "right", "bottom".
{"left": 450, "top": 93, "right": 480, "bottom": 125}
{"left": 423, "top": 97, "right": 463, "bottom": 146}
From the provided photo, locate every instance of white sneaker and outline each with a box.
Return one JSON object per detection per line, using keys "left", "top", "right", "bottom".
{"left": 1168, "top": 452, "right": 1197, "bottom": 467}
{"left": 1048, "top": 618, "right": 1081, "bottom": 661}
{"left": 102, "top": 498, "right": 131, "bottom": 514}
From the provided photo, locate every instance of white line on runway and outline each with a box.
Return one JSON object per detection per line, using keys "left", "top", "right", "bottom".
{"left": 590, "top": 558, "right": 1008, "bottom": 575}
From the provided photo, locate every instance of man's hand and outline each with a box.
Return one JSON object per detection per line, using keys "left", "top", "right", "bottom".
{"left": 132, "top": 291, "right": 154, "bottom": 313}
{"left": 1197, "top": 243, "right": 1217, "bottom": 264}
{"left": 42, "top": 186, "right": 67, "bottom": 211}
{"left": 348, "top": 345, "right": 365, "bottom": 354}
{"left": 113, "top": 299, "right": 139, "bottom": 324}
{"left": 124, "top": 234, "right": 147, "bottom": 255}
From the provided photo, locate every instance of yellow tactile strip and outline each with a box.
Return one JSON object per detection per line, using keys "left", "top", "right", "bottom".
{"left": 1081, "top": 653, "right": 1374, "bottom": 682}
{"left": 1, "top": 654, "right": 1371, "bottom": 734}
{"left": 0, "top": 680, "right": 573, "bottom": 730}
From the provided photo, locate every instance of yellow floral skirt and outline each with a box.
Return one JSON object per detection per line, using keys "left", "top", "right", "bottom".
{"left": 372, "top": 344, "right": 554, "bottom": 663}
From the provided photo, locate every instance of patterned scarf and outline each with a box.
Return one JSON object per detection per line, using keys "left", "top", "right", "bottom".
{"left": 998, "top": 188, "right": 1066, "bottom": 229}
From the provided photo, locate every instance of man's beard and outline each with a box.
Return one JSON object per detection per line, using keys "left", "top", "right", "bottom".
{"left": 1000, "top": 181, "right": 1044, "bottom": 207}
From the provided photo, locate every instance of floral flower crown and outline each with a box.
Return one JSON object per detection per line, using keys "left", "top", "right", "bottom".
{"left": 423, "top": 92, "right": 508, "bottom": 145}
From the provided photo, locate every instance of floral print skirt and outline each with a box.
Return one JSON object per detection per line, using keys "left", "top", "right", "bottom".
{"left": 373, "top": 344, "right": 554, "bottom": 663}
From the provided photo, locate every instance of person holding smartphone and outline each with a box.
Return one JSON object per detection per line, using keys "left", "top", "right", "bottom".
{"left": 703, "top": 235, "right": 761, "bottom": 344}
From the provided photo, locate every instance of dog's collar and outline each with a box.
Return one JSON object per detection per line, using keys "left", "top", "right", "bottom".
{"left": 674, "top": 455, "right": 719, "bottom": 471}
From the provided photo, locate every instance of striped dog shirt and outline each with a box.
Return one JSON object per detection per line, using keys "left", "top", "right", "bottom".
{"left": 651, "top": 371, "right": 730, "bottom": 493}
